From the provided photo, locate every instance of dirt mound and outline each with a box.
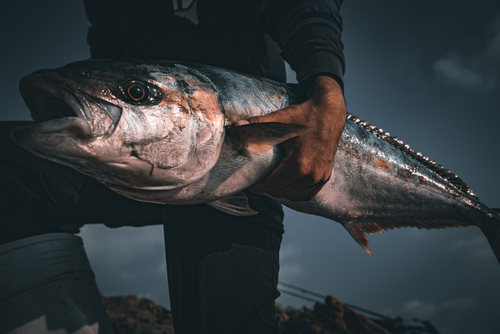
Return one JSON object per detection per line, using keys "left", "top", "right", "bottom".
{"left": 277, "top": 296, "right": 389, "bottom": 334}
{"left": 103, "top": 296, "right": 174, "bottom": 334}
{"left": 102, "top": 295, "right": 389, "bottom": 334}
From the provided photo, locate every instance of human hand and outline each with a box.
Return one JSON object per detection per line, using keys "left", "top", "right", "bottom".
{"left": 234, "top": 76, "right": 346, "bottom": 201}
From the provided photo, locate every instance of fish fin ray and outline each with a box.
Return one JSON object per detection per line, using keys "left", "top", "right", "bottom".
{"left": 347, "top": 113, "right": 478, "bottom": 199}
{"left": 226, "top": 122, "right": 310, "bottom": 156}
{"left": 344, "top": 222, "right": 372, "bottom": 256}
{"left": 356, "top": 218, "right": 473, "bottom": 235}
{"left": 207, "top": 192, "right": 258, "bottom": 216}
{"left": 345, "top": 217, "right": 480, "bottom": 256}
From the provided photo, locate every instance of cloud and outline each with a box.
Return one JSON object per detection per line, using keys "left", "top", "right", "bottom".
{"left": 279, "top": 245, "right": 303, "bottom": 281}
{"left": 78, "top": 225, "right": 170, "bottom": 307}
{"left": 79, "top": 224, "right": 165, "bottom": 268}
{"left": 450, "top": 235, "right": 491, "bottom": 262}
{"left": 382, "top": 297, "right": 476, "bottom": 334}
{"left": 382, "top": 297, "right": 476, "bottom": 319}
{"left": 280, "top": 244, "right": 302, "bottom": 260}
{"left": 117, "top": 269, "right": 140, "bottom": 282}
{"left": 279, "top": 264, "right": 303, "bottom": 281}
{"left": 433, "top": 53, "right": 496, "bottom": 91}
{"left": 434, "top": 12, "right": 500, "bottom": 92}
{"left": 395, "top": 299, "right": 437, "bottom": 319}
{"left": 157, "top": 259, "right": 168, "bottom": 275}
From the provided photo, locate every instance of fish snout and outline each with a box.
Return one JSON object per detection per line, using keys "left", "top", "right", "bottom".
{"left": 19, "top": 74, "right": 122, "bottom": 138}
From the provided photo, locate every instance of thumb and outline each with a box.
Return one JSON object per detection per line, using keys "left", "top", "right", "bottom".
{"left": 233, "top": 106, "right": 297, "bottom": 126}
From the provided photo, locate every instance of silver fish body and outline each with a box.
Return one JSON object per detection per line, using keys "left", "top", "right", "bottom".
{"left": 11, "top": 59, "right": 500, "bottom": 260}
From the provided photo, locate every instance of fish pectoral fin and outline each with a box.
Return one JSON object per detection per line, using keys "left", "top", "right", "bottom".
{"left": 226, "top": 122, "right": 311, "bottom": 156}
{"left": 207, "top": 192, "right": 258, "bottom": 216}
{"left": 343, "top": 222, "right": 373, "bottom": 256}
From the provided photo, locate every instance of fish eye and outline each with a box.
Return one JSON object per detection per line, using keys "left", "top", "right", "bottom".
{"left": 125, "top": 81, "right": 149, "bottom": 102}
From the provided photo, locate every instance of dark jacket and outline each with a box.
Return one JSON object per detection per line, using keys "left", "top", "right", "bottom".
{"left": 84, "top": 0, "right": 345, "bottom": 87}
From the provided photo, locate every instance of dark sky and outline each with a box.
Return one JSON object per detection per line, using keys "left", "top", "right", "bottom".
{"left": 1, "top": 1, "right": 500, "bottom": 333}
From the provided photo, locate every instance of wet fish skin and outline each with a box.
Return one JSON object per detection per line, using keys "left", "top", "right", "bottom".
{"left": 11, "top": 59, "right": 500, "bottom": 262}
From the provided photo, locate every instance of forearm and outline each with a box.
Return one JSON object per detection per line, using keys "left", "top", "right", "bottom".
{"left": 256, "top": 0, "right": 345, "bottom": 90}
{"left": 283, "top": 25, "right": 345, "bottom": 93}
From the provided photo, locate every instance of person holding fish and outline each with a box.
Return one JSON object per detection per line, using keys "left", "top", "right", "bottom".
{"left": 5, "top": 0, "right": 500, "bottom": 333}
{"left": 82, "top": 0, "right": 347, "bottom": 333}
{"left": 95, "top": 0, "right": 338, "bottom": 334}
{"left": 0, "top": 1, "right": 346, "bottom": 333}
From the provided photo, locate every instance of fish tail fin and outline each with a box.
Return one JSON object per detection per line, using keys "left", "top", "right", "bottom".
{"left": 480, "top": 208, "right": 500, "bottom": 265}
{"left": 344, "top": 222, "right": 373, "bottom": 256}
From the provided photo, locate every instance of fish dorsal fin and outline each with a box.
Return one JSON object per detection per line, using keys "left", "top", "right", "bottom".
{"left": 347, "top": 113, "right": 478, "bottom": 199}
{"left": 226, "top": 122, "right": 310, "bottom": 156}
{"left": 206, "top": 192, "right": 258, "bottom": 216}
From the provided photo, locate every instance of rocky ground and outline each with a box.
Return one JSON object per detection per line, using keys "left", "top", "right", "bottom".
{"left": 103, "top": 296, "right": 174, "bottom": 334}
{"left": 102, "top": 295, "right": 390, "bottom": 334}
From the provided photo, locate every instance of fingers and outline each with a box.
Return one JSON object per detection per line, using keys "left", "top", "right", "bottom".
{"left": 233, "top": 120, "right": 250, "bottom": 126}
{"left": 232, "top": 79, "right": 346, "bottom": 202}
{"left": 249, "top": 151, "right": 331, "bottom": 201}
{"left": 235, "top": 105, "right": 302, "bottom": 127}
{"left": 250, "top": 171, "right": 328, "bottom": 201}
{"left": 249, "top": 155, "right": 295, "bottom": 194}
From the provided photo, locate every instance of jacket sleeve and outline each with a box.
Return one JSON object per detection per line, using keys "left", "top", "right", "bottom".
{"left": 255, "top": 0, "right": 345, "bottom": 90}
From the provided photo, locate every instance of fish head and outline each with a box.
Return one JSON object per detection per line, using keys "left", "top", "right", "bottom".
{"left": 12, "top": 59, "right": 225, "bottom": 194}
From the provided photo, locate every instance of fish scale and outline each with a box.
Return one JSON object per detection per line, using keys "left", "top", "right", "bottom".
{"left": 348, "top": 113, "right": 476, "bottom": 198}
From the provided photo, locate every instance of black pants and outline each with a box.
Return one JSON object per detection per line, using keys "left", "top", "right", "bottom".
{"left": 1, "top": 121, "right": 284, "bottom": 334}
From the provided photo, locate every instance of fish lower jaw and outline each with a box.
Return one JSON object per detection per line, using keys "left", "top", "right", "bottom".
{"left": 131, "top": 185, "right": 184, "bottom": 190}
{"left": 106, "top": 183, "right": 190, "bottom": 204}
{"left": 101, "top": 158, "right": 190, "bottom": 191}
{"left": 38, "top": 117, "right": 91, "bottom": 137}
{"left": 11, "top": 118, "right": 92, "bottom": 147}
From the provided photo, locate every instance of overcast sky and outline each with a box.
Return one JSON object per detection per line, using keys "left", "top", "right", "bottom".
{"left": 1, "top": 1, "right": 499, "bottom": 333}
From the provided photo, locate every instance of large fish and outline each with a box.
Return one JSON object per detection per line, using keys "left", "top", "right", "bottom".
{"left": 11, "top": 59, "right": 500, "bottom": 262}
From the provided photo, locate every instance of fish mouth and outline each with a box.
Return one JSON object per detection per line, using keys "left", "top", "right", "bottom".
{"left": 19, "top": 74, "right": 121, "bottom": 138}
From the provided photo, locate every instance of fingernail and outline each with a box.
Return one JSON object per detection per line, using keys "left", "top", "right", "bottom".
{"left": 234, "top": 120, "right": 250, "bottom": 126}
